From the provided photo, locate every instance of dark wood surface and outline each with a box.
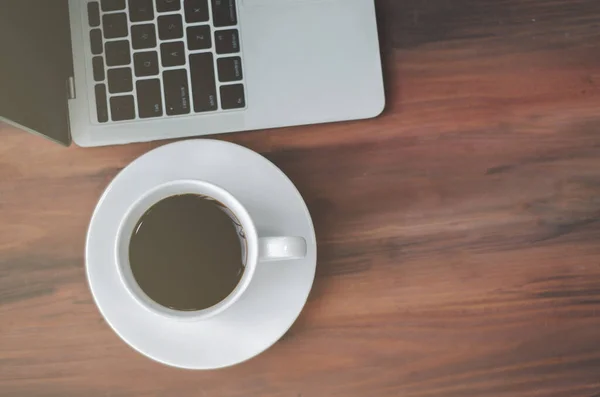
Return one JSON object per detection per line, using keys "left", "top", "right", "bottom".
{"left": 2, "top": 1, "right": 600, "bottom": 396}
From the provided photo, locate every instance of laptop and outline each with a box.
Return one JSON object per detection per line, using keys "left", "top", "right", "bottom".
{"left": 0, "top": 0, "right": 384, "bottom": 147}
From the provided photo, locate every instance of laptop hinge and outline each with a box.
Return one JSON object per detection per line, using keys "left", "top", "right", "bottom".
{"left": 67, "top": 76, "right": 76, "bottom": 99}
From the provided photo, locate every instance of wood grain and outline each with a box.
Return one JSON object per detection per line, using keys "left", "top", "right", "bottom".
{"left": 2, "top": 1, "right": 600, "bottom": 396}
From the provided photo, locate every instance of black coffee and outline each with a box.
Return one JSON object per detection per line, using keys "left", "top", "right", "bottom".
{"left": 129, "top": 194, "right": 244, "bottom": 311}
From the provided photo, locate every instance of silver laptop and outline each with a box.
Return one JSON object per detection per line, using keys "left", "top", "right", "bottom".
{"left": 0, "top": 0, "right": 384, "bottom": 147}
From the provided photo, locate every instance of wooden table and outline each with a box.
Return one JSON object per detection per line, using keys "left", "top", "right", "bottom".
{"left": 2, "top": 1, "right": 600, "bottom": 396}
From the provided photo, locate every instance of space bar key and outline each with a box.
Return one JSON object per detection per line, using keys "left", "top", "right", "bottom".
{"left": 190, "top": 53, "right": 218, "bottom": 112}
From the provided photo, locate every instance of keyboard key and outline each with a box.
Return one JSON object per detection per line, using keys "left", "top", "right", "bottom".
{"left": 187, "top": 25, "right": 211, "bottom": 50}
{"left": 158, "top": 14, "right": 183, "bottom": 40}
{"left": 163, "top": 69, "right": 191, "bottom": 115}
{"left": 95, "top": 84, "right": 109, "bottom": 122}
{"left": 220, "top": 84, "right": 245, "bottom": 109}
{"left": 128, "top": 0, "right": 155, "bottom": 22}
{"left": 103, "top": 13, "right": 128, "bottom": 39}
{"left": 92, "top": 56, "right": 105, "bottom": 81}
{"left": 101, "top": 0, "right": 125, "bottom": 11}
{"left": 131, "top": 24, "right": 157, "bottom": 49}
{"left": 161, "top": 42, "right": 185, "bottom": 67}
{"left": 137, "top": 79, "right": 163, "bottom": 118}
{"left": 88, "top": 2, "right": 100, "bottom": 27}
{"left": 212, "top": 0, "right": 237, "bottom": 27}
{"left": 134, "top": 51, "right": 159, "bottom": 76}
{"left": 217, "top": 56, "right": 242, "bottom": 82}
{"left": 90, "top": 29, "right": 103, "bottom": 55}
{"left": 157, "top": 0, "right": 181, "bottom": 12}
{"left": 185, "top": 0, "right": 209, "bottom": 23}
{"left": 105, "top": 40, "right": 131, "bottom": 66}
{"left": 215, "top": 29, "right": 240, "bottom": 54}
{"left": 190, "top": 53, "right": 217, "bottom": 112}
{"left": 110, "top": 95, "right": 136, "bottom": 121}
{"left": 107, "top": 67, "right": 133, "bottom": 93}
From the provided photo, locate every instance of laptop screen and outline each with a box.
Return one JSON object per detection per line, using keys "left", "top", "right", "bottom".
{"left": 0, "top": 1, "right": 73, "bottom": 145}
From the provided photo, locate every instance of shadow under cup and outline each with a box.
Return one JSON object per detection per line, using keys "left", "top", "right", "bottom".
{"left": 115, "top": 180, "right": 259, "bottom": 321}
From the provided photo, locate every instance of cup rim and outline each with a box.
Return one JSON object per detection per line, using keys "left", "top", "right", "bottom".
{"left": 114, "top": 179, "right": 259, "bottom": 322}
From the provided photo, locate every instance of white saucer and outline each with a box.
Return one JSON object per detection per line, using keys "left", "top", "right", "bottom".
{"left": 86, "top": 140, "right": 316, "bottom": 369}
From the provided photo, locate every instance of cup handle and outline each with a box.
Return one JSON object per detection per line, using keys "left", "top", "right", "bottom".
{"left": 258, "top": 237, "right": 307, "bottom": 262}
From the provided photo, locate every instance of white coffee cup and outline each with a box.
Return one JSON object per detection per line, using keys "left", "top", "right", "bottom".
{"left": 115, "top": 179, "right": 307, "bottom": 322}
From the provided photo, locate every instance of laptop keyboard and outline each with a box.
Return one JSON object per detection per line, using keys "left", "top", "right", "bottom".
{"left": 87, "top": 0, "right": 245, "bottom": 123}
